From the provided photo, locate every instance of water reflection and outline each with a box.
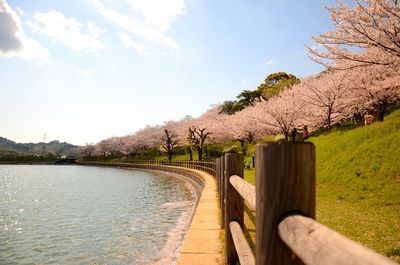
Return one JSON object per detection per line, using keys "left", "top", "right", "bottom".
{"left": 0, "top": 165, "right": 197, "bottom": 264}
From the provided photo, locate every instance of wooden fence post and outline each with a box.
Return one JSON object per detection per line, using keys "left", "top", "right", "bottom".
{"left": 256, "top": 142, "right": 315, "bottom": 265}
{"left": 224, "top": 153, "right": 244, "bottom": 265}
{"left": 220, "top": 156, "right": 225, "bottom": 229}
{"left": 216, "top": 158, "right": 221, "bottom": 198}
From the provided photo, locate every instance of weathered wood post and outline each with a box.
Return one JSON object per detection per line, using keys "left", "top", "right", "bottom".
{"left": 224, "top": 153, "right": 244, "bottom": 265}
{"left": 216, "top": 158, "right": 221, "bottom": 197}
{"left": 256, "top": 142, "right": 315, "bottom": 265}
{"left": 220, "top": 156, "right": 225, "bottom": 229}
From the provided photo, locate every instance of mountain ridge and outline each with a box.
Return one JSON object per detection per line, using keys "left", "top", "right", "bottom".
{"left": 0, "top": 136, "right": 79, "bottom": 157}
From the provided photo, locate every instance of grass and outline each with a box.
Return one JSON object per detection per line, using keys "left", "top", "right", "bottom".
{"left": 243, "top": 107, "right": 400, "bottom": 262}
{"left": 104, "top": 106, "right": 400, "bottom": 261}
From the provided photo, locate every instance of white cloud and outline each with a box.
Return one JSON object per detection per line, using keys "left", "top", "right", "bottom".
{"left": 28, "top": 10, "right": 106, "bottom": 53}
{"left": 0, "top": 0, "right": 49, "bottom": 62}
{"left": 15, "top": 6, "right": 25, "bottom": 16}
{"left": 242, "top": 79, "right": 248, "bottom": 84}
{"left": 265, "top": 59, "right": 273, "bottom": 65}
{"left": 117, "top": 32, "right": 147, "bottom": 54}
{"left": 76, "top": 68, "right": 89, "bottom": 77}
{"left": 92, "top": 0, "right": 185, "bottom": 49}
{"left": 125, "top": 0, "right": 185, "bottom": 31}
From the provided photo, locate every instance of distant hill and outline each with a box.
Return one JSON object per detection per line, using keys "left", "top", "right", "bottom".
{"left": 0, "top": 137, "right": 80, "bottom": 157}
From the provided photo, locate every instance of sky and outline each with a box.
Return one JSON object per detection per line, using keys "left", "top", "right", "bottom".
{"left": 0, "top": 0, "right": 340, "bottom": 145}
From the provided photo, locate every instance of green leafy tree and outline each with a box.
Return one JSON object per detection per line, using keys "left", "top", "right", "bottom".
{"left": 257, "top": 72, "right": 300, "bottom": 99}
{"left": 220, "top": 72, "right": 299, "bottom": 115}
{"left": 219, "top": 100, "right": 243, "bottom": 115}
{"left": 237, "top": 90, "right": 262, "bottom": 107}
{"left": 219, "top": 90, "right": 262, "bottom": 115}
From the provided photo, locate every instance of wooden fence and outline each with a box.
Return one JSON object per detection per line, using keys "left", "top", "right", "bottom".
{"left": 86, "top": 157, "right": 217, "bottom": 176}
{"left": 82, "top": 145, "right": 397, "bottom": 265}
{"left": 216, "top": 142, "right": 398, "bottom": 265}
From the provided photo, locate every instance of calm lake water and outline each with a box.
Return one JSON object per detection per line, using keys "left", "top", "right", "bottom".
{"left": 0, "top": 165, "right": 199, "bottom": 265}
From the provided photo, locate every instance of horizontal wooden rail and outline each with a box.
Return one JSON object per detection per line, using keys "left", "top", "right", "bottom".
{"left": 216, "top": 145, "right": 399, "bottom": 265}
{"left": 83, "top": 159, "right": 217, "bottom": 176}
{"left": 279, "top": 214, "right": 398, "bottom": 265}
{"left": 229, "top": 221, "right": 255, "bottom": 265}
{"left": 229, "top": 175, "right": 256, "bottom": 211}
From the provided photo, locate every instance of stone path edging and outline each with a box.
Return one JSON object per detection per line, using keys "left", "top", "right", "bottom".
{"left": 175, "top": 168, "right": 223, "bottom": 265}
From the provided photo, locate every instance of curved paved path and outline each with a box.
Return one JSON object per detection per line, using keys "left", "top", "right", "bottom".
{"left": 176, "top": 169, "right": 223, "bottom": 265}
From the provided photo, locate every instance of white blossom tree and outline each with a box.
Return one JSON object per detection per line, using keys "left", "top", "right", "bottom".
{"left": 346, "top": 63, "right": 400, "bottom": 120}
{"left": 161, "top": 120, "right": 181, "bottom": 161}
{"left": 308, "top": 0, "right": 400, "bottom": 69}
{"left": 249, "top": 89, "right": 304, "bottom": 141}
{"left": 299, "top": 70, "right": 352, "bottom": 131}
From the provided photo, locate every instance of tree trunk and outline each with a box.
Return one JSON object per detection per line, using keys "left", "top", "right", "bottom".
{"left": 188, "top": 147, "right": 193, "bottom": 161}
{"left": 168, "top": 151, "right": 172, "bottom": 161}
{"left": 376, "top": 100, "right": 387, "bottom": 122}
{"left": 197, "top": 146, "right": 203, "bottom": 161}
{"left": 327, "top": 109, "right": 332, "bottom": 131}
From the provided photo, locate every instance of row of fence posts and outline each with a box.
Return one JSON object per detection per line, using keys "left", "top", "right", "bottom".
{"left": 82, "top": 145, "right": 396, "bottom": 265}
{"left": 96, "top": 158, "right": 217, "bottom": 177}
{"left": 215, "top": 143, "right": 397, "bottom": 265}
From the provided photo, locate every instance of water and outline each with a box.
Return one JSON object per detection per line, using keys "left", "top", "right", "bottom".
{"left": 0, "top": 165, "right": 199, "bottom": 265}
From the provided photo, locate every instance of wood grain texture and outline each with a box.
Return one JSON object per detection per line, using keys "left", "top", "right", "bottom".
{"left": 279, "top": 215, "right": 398, "bottom": 265}
{"left": 229, "top": 221, "right": 255, "bottom": 265}
{"left": 224, "top": 153, "right": 244, "bottom": 265}
{"left": 229, "top": 175, "right": 256, "bottom": 211}
{"left": 220, "top": 157, "right": 225, "bottom": 229}
{"left": 216, "top": 157, "right": 221, "bottom": 203}
{"left": 256, "top": 142, "right": 315, "bottom": 265}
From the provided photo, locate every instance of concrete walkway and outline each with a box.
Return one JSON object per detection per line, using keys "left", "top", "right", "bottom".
{"left": 176, "top": 169, "right": 223, "bottom": 265}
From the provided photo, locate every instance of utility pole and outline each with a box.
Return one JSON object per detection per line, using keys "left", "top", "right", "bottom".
{"left": 42, "top": 133, "right": 46, "bottom": 155}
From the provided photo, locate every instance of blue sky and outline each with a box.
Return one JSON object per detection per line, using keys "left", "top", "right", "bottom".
{"left": 0, "top": 0, "right": 338, "bottom": 145}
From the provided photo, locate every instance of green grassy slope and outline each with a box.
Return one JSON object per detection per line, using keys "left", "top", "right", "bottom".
{"left": 242, "top": 108, "right": 400, "bottom": 261}
{"left": 309, "top": 109, "right": 400, "bottom": 262}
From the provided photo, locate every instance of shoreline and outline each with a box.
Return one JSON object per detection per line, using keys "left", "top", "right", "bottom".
{"left": 0, "top": 160, "right": 76, "bottom": 165}
{"left": 76, "top": 161, "right": 223, "bottom": 265}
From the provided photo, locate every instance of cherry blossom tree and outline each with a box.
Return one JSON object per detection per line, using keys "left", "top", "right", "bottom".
{"left": 187, "top": 107, "right": 229, "bottom": 160}
{"left": 161, "top": 129, "right": 178, "bottom": 161}
{"left": 346, "top": 63, "right": 400, "bottom": 120}
{"left": 186, "top": 126, "right": 211, "bottom": 160}
{"left": 172, "top": 116, "right": 196, "bottom": 160}
{"left": 298, "top": 70, "right": 352, "bottom": 131}
{"left": 249, "top": 89, "right": 304, "bottom": 141}
{"left": 308, "top": 0, "right": 400, "bottom": 69}
{"left": 120, "top": 135, "right": 137, "bottom": 158}
{"left": 125, "top": 125, "right": 162, "bottom": 158}
{"left": 221, "top": 107, "right": 262, "bottom": 146}
{"left": 160, "top": 120, "right": 181, "bottom": 161}
{"left": 78, "top": 143, "right": 95, "bottom": 158}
